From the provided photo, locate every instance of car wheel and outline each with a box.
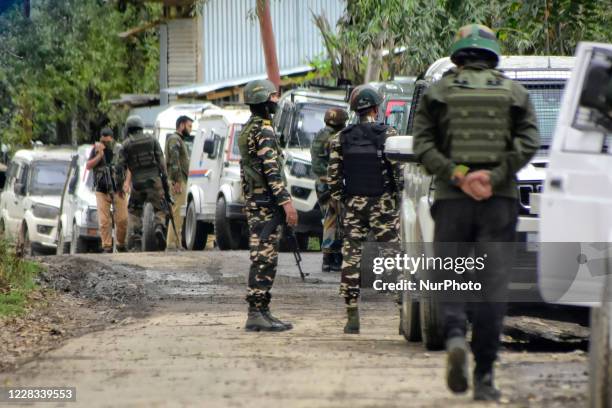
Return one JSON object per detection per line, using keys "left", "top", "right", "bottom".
{"left": 70, "top": 221, "right": 88, "bottom": 254}
{"left": 400, "top": 288, "right": 422, "bottom": 342}
{"left": 142, "top": 202, "right": 160, "bottom": 252}
{"left": 589, "top": 274, "right": 612, "bottom": 408}
{"left": 419, "top": 296, "right": 445, "bottom": 351}
{"left": 214, "top": 196, "right": 239, "bottom": 250}
{"left": 185, "top": 199, "right": 207, "bottom": 250}
{"left": 56, "top": 223, "right": 70, "bottom": 255}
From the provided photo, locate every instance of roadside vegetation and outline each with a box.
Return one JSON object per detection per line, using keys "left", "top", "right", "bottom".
{"left": 0, "top": 239, "right": 42, "bottom": 316}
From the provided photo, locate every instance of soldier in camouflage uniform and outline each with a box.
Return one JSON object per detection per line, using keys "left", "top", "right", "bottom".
{"left": 115, "top": 115, "right": 168, "bottom": 252}
{"left": 413, "top": 24, "right": 540, "bottom": 401}
{"left": 165, "top": 115, "right": 193, "bottom": 249}
{"left": 310, "top": 107, "right": 348, "bottom": 272}
{"left": 239, "top": 79, "right": 298, "bottom": 332}
{"left": 328, "top": 85, "right": 402, "bottom": 334}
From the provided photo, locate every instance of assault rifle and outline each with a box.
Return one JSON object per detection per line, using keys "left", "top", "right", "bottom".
{"left": 259, "top": 207, "right": 307, "bottom": 282}
{"left": 160, "top": 172, "right": 180, "bottom": 247}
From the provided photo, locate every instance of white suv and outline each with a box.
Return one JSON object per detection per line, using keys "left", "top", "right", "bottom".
{"left": 387, "top": 56, "right": 575, "bottom": 350}
{"left": 0, "top": 147, "right": 74, "bottom": 255}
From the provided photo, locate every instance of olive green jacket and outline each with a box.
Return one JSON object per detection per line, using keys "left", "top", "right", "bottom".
{"left": 412, "top": 63, "right": 540, "bottom": 200}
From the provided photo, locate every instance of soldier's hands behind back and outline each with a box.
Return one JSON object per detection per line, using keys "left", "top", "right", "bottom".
{"left": 463, "top": 171, "right": 492, "bottom": 201}
{"left": 283, "top": 201, "right": 298, "bottom": 227}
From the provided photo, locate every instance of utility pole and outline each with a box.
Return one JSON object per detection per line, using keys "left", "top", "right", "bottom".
{"left": 257, "top": 0, "right": 281, "bottom": 90}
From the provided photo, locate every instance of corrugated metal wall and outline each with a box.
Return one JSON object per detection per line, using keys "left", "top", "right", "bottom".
{"left": 167, "top": 18, "right": 198, "bottom": 88}
{"left": 201, "top": 0, "right": 345, "bottom": 85}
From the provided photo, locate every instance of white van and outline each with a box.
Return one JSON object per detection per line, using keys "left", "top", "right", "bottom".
{"left": 0, "top": 147, "right": 74, "bottom": 255}
{"left": 182, "top": 106, "right": 249, "bottom": 250}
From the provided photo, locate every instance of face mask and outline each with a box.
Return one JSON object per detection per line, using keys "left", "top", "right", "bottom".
{"left": 102, "top": 140, "right": 113, "bottom": 148}
{"left": 266, "top": 101, "right": 279, "bottom": 115}
{"left": 181, "top": 129, "right": 191, "bottom": 138}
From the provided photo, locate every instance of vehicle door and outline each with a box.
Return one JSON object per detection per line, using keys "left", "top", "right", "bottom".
{"left": 195, "top": 117, "right": 227, "bottom": 214}
{"left": 7, "top": 161, "right": 29, "bottom": 236}
{"left": 2, "top": 161, "right": 21, "bottom": 237}
{"left": 539, "top": 43, "right": 612, "bottom": 306}
{"left": 60, "top": 157, "right": 79, "bottom": 240}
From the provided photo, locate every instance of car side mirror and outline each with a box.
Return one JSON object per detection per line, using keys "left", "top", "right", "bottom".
{"left": 385, "top": 135, "right": 417, "bottom": 162}
{"left": 14, "top": 182, "right": 25, "bottom": 196}
{"left": 203, "top": 138, "right": 215, "bottom": 155}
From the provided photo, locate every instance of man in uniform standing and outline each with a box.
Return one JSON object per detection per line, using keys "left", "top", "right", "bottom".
{"left": 310, "top": 107, "right": 348, "bottom": 272}
{"left": 86, "top": 128, "right": 129, "bottom": 253}
{"left": 413, "top": 24, "right": 540, "bottom": 401}
{"left": 239, "top": 79, "right": 298, "bottom": 332}
{"left": 165, "top": 115, "right": 193, "bottom": 249}
{"left": 328, "top": 85, "right": 402, "bottom": 334}
{"left": 115, "top": 115, "right": 169, "bottom": 252}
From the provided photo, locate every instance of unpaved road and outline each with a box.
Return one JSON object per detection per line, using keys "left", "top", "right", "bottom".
{"left": 0, "top": 251, "right": 588, "bottom": 407}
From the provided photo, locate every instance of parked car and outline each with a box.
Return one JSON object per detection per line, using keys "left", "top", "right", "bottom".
{"left": 183, "top": 106, "right": 249, "bottom": 250}
{"left": 0, "top": 147, "right": 73, "bottom": 255}
{"left": 385, "top": 56, "right": 575, "bottom": 350}
{"left": 273, "top": 89, "right": 349, "bottom": 248}
{"left": 56, "top": 145, "right": 101, "bottom": 254}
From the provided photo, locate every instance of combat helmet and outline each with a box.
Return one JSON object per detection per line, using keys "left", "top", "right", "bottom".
{"left": 450, "top": 24, "right": 501, "bottom": 66}
{"left": 324, "top": 107, "right": 349, "bottom": 127}
{"left": 244, "top": 79, "right": 277, "bottom": 105}
{"left": 349, "top": 85, "right": 383, "bottom": 112}
{"left": 125, "top": 115, "right": 144, "bottom": 130}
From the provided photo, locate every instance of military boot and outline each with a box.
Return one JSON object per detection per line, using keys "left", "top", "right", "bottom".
{"left": 446, "top": 336, "right": 469, "bottom": 393}
{"left": 245, "top": 306, "right": 288, "bottom": 332}
{"left": 330, "top": 252, "right": 342, "bottom": 272}
{"left": 155, "top": 225, "right": 166, "bottom": 249}
{"left": 261, "top": 305, "right": 293, "bottom": 330}
{"left": 116, "top": 244, "right": 127, "bottom": 253}
{"left": 344, "top": 306, "right": 360, "bottom": 334}
{"left": 322, "top": 253, "right": 332, "bottom": 272}
{"left": 473, "top": 369, "right": 501, "bottom": 401}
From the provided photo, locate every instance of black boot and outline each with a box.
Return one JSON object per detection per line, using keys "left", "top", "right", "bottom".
{"left": 446, "top": 336, "right": 469, "bottom": 393}
{"left": 330, "top": 252, "right": 342, "bottom": 272}
{"left": 261, "top": 305, "right": 293, "bottom": 330}
{"left": 322, "top": 253, "right": 332, "bottom": 272}
{"left": 473, "top": 369, "right": 501, "bottom": 401}
{"left": 344, "top": 306, "right": 360, "bottom": 334}
{"left": 155, "top": 225, "right": 166, "bottom": 250}
{"left": 244, "top": 306, "right": 288, "bottom": 332}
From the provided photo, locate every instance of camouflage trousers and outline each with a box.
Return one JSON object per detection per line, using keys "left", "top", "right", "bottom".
{"left": 127, "top": 179, "right": 166, "bottom": 249}
{"left": 340, "top": 191, "right": 400, "bottom": 305}
{"left": 316, "top": 186, "right": 342, "bottom": 254}
{"left": 245, "top": 205, "right": 280, "bottom": 307}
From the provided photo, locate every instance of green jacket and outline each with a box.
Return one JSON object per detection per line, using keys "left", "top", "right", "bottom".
{"left": 412, "top": 63, "right": 540, "bottom": 200}
{"left": 165, "top": 132, "right": 190, "bottom": 183}
{"left": 310, "top": 125, "right": 338, "bottom": 181}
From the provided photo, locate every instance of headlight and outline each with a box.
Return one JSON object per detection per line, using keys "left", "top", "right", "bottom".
{"left": 288, "top": 159, "right": 313, "bottom": 179}
{"left": 32, "top": 203, "right": 59, "bottom": 219}
{"left": 86, "top": 207, "right": 98, "bottom": 224}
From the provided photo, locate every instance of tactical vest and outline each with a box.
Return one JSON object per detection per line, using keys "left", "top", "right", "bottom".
{"left": 238, "top": 116, "right": 283, "bottom": 197}
{"left": 125, "top": 132, "right": 159, "bottom": 174}
{"left": 445, "top": 69, "right": 513, "bottom": 164}
{"left": 340, "top": 123, "right": 388, "bottom": 196}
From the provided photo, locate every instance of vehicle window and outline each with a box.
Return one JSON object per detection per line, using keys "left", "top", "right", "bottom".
{"left": 525, "top": 84, "right": 564, "bottom": 153}
{"left": 385, "top": 99, "right": 410, "bottom": 133}
{"left": 4, "top": 162, "right": 18, "bottom": 190}
{"left": 230, "top": 124, "right": 242, "bottom": 160}
{"left": 288, "top": 104, "right": 336, "bottom": 149}
{"left": 28, "top": 160, "right": 70, "bottom": 196}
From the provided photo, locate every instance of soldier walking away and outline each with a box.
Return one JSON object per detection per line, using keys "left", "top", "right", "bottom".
{"left": 85, "top": 128, "right": 129, "bottom": 253}
{"left": 310, "top": 107, "right": 348, "bottom": 272}
{"left": 239, "top": 79, "right": 298, "bottom": 332}
{"left": 165, "top": 115, "right": 193, "bottom": 250}
{"left": 115, "top": 116, "right": 169, "bottom": 252}
{"left": 413, "top": 24, "right": 540, "bottom": 401}
{"left": 328, "top": 85, "right": 402, "bottom": 334}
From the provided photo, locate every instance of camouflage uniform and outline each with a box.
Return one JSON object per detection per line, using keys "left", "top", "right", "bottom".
{"left": 239, "top": 115, "right": 291, "bottom": 308}
{"left": 165, "top": 131, "right": 190, "bottom": 248}
{"left": 115, "top": 124, "right": 167, "bottom": 251}
{"left": 328, "top": 116, "right": 402, "bottom": 306}
{"left": 310, "top": 125, "right": 343, "bottom": 257}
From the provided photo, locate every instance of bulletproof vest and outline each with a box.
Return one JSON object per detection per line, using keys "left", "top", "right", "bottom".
{"left": 340, "top": 123, "right": 388, "bottom": 196}
{"left": 445, "top": 69, "right": 513, "bottom": 164}
{"left": 238, "top": 116, "right": 283, "bottom": 196}
{"left": 125, "top": 132, "right": 158, "bottom": 174}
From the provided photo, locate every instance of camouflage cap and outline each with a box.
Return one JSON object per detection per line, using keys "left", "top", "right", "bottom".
{"left": 450, "top": 24, "right": 501, "bottom": 65}
{"left": 324, "top": 107, "right": 349, "bottom": 126}
{"left": 349, "top": 85, "right": 383, "bottom": 112}
{"left": 244, "top": 79, "right": 277, "bottom": 105}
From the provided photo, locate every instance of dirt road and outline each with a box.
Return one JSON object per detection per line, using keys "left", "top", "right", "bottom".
{"left": 0, "top": 251, "right": 588, "bottom": 407}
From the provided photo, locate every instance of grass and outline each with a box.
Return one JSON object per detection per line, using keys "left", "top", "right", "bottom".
{"left": 0, "top": 239, "right": 41, "bottom": 316}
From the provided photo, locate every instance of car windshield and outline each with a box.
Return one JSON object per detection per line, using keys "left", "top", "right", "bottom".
{"left": 288, "top": 104, "right": 337, "bottom": 149}
{"left": 230, "top": 124, "right": 243, "bottom": 159}
{"left": 29, "top": 160, "right": 70, "bottom": 195}
{"left": 525, "top": 84, "right": 564, "bottom": 153}
{"left": 384, "top": 99, "right": 410, "bottom": 133}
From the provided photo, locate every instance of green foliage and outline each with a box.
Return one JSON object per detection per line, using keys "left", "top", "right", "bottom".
{"left": 314, "top": 0, "right": 612, "bottom": 82}
{"left": 0, "top": 0, "right": 161, "bottom": 148}
{"left": 0, "top": 240, "right": 41, "bottom": 316}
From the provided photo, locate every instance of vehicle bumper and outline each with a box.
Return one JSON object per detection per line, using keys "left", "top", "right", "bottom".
{"left": 30, "top": 218, "right": 59, "bottom": 249}
{"left": 78, "top": 224, "right": 100, "bottom": 239}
